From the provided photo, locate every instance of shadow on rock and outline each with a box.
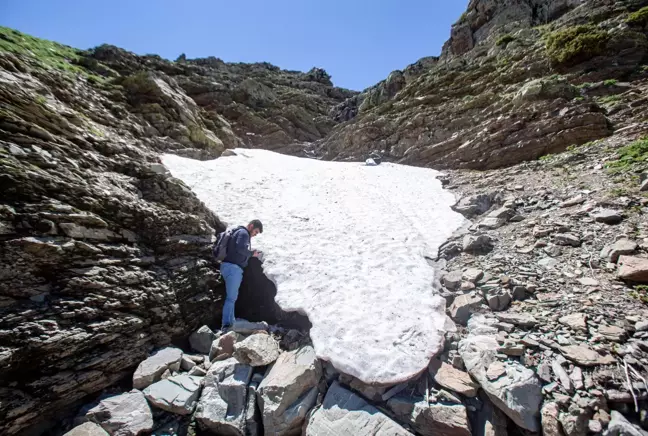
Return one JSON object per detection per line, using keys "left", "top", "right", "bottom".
{"left": 235, "top": 258, "right": 311, "bottom": 331}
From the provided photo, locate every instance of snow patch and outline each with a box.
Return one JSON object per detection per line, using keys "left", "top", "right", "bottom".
{"left": 162, "top": 149, "right": 465, "bottom": 384}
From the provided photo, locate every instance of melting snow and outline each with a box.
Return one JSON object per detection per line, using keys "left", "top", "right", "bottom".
{"left": 162, "top": 149, "right": 465, "bottom": 384}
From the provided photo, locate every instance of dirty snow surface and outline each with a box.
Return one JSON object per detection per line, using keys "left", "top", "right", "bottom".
{"left": 162, "top": 149, "right": 465, "bottom": 384}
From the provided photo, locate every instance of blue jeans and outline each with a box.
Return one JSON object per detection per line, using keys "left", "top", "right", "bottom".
{"left": 220, "top": 262, "right": 243, "bottom": 327}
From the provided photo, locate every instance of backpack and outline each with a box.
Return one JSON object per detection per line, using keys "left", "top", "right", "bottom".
{"left": 213, "top": 227, "right": 238, "bottom": 262}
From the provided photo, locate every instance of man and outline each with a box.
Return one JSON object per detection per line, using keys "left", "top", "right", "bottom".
{"left": 220, "top": 219, "right": 263, "bottom": 332}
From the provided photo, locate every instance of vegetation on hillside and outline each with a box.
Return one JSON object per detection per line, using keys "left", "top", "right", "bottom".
{"left": 0, "top": 26, "right": 81, "bottom": 72}
{"left": 545, "top": 25, "right": 610, "bottom": 65}
{"left": 496, "top": 34, "right": 516, "bottom": 47}
{"left": 0, "top": 26, "right": 109, "bottom": 83}
{"left": 606, "top": 137, "right": 648, "bottom": 174}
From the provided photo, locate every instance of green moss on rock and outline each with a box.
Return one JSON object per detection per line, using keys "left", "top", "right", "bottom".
{"left": 546, "top": 25, "right": 610, "bottom": 66}
{"left": 627, "top": 7, "right": 648, "bottom": 26}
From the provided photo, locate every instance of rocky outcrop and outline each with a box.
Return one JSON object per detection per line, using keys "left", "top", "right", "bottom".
{"left": 0, "top": 24, "right": 351, "bottom": 433}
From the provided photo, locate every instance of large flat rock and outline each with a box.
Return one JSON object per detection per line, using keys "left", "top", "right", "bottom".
{"left": 163, "top": 150, "right": 464, "bottom": 384}
{"left": 143, "top": 374, "right": 203, "bottom": 415}
{"left": 83, "top": 390, "right": 153, "bottom": 436}
{"left": 305, "top": 382, "right": 410, "bottom": 436}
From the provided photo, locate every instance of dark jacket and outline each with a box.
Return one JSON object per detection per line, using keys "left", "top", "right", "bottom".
{"left": 223, "top": 226, "right": 253, "bottom": 268}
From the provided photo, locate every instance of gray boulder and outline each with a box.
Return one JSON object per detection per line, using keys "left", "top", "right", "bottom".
{"left": 195, "top": 357, "right": 253, "bottom": 435}
{"left": 305, "top": 382, "right": 410, "bottom": 435}
{"left": 387, "top": 395, "right": 471, "bottom": 436}
{"left": 463, "top": 234, "right": 494, "bottom": 253}
{"left": 143, "top": 374, "right": 203, "bottom": 415}
{"left": 258, "top": 346, "right": 322, "bottom": 435}
{"left": 63, "top": 422, "right": 109, "bottom": 436}
{"left": 428, "top": 359, "right": 479, "bottom": 397}
{"left": 83, "top": 390, "right": 153, "bottom": 436}
{"left": 449, "top": 292, "right": 483, "bottom": 324}
{"left": 591, "top": 209, "right": 623, "bottom": 225}
{"left": 442, "top": 270, "right": 463, "bottom": 290}
{"left": 459, "top": 315, "right": 542, "bottom": 432}
{"left": 233, "top": 333, "right": 280, "bottom": 367}
{"left": 189, "top": 325, "right": 216, "bottom": 354}
{"left": 452, "top": 194, "right": 493, "bottom": 217}
{"left": 486, "top": 289, "right": 511, "bottom": 311}
{"left": 601, "top": 239, "right": 638, "bottom": 263}
{"left": 132, "top": 347, "right": 182, "bottom": 390}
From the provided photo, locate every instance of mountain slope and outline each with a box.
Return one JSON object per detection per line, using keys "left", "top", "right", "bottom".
{"left": 316, "top": 0, "right": 648, "bottom": 169}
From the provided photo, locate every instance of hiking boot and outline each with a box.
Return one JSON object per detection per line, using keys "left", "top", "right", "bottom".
{"left": 220, "top": 325, "right": 232, "bottom": 334}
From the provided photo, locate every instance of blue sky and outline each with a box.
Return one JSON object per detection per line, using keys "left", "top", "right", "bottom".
{"left": 1, "top": 1, "right": 468, "bottom": 91}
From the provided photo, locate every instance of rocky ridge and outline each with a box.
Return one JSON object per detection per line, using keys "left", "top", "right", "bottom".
{"left": 316, "top": 0, "right": 648, "bottom": 169}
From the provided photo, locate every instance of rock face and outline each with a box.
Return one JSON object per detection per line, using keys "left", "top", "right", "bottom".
{"left": 195, "top": 357, "right": 253, "bottom": 435}
{"left": 305, "top": 381, "right": 410, "bottom": 436}
{"left": 258, "top": 346, "right": 322, "bottom": 435}
{"left": 459, "top": 315, "right": 542, "bottom": 432}
{"left": 82, "top": 390, "right": 153, "bottom": 436}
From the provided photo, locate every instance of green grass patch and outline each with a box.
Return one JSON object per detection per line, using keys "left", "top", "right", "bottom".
{"left": 546, "top": 25, "right": 610, "bottom": 65}
{"left": 597, "top": 94, "right": 622, "bottom": 104}
{"left": 0, "top": 26, "right": 83, "bottom": 74}
{"left": 606, "top": 137, "right": 648, "bottom": 174}
{"left": 496, "top": 34, "right": 516, "bottom": 47}
{"left": 0, "top": 26, "right": 108, "bottom": 84}
{"left": 627, "top": 7, "right": 648, "bottom": 26}
{"left": 603, "top": 79, "right": 618, "bottom": 86}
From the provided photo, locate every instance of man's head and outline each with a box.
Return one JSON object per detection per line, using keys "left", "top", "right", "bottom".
{"left": 246, "top": 219, "right": 263, "bottom": 237}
